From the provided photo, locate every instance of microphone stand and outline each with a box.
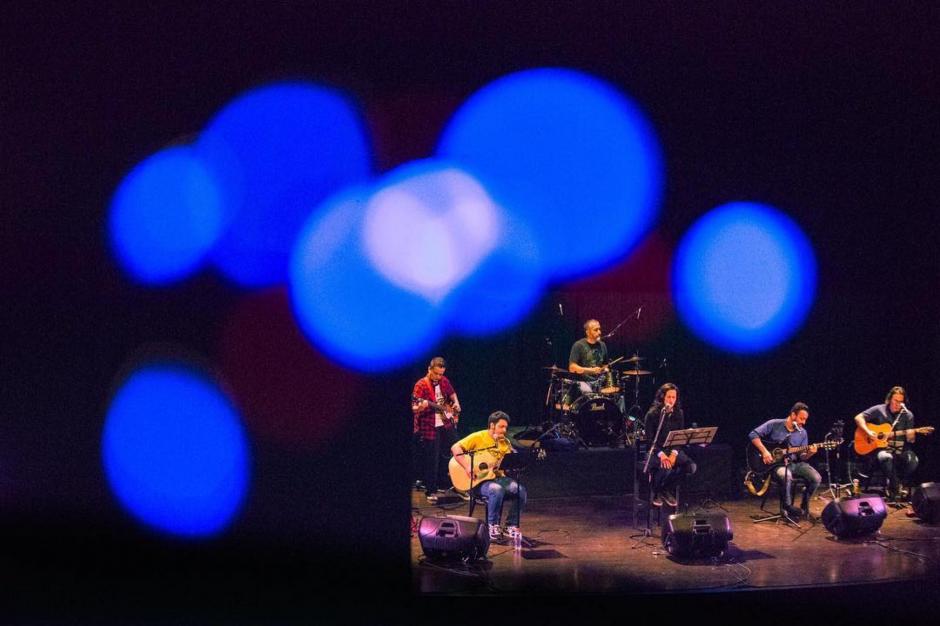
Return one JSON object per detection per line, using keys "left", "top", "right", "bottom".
{"left": 636, "top": 406, "right": 669, "bottom": 536}
{"left": 603, "top": 306, "right": 643, "bottom": 447}
{"left": 454, "top": 445, "right": 499, "bottom": 517}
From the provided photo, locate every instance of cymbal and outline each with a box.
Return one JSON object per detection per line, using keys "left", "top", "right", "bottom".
{"left": 620, "top": 369, "right": 652, "bottom": 376}
{"left": 614, "top": 355, "right": 645, "bottom": 365}
{"left": 541, "top": 365, "right": 569, "bottom": 373}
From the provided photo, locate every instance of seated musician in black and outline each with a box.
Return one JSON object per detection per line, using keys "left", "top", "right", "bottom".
{"left": 853, "top": 386, "right": 920, "bottom": 501}
{"left": 748, "top": 402, "right": 820, "bottom": 519}
{"left": 643, "top": 383, "right": 697, "bottom": 507}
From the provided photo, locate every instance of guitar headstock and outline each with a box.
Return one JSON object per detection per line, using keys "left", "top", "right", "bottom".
{"left": 819, "top": 439, "right": 843, "bottom": 450}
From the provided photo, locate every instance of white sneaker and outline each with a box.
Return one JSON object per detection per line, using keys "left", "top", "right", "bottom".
{"left": 505, "top": 525, "right": 521, "bottom": 540}
{"left": 488, "top": 524, "right": 503, "bottom": 540}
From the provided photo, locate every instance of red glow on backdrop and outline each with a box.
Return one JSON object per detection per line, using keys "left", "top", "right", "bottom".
{"left": 365, "top": 90, "right": 464, "bottom": 172}
{"left": 560, "top": 230, "right": 675, "bottom": 344}
{"left": 217, "top": 288, "right": 364, "bottom": 450}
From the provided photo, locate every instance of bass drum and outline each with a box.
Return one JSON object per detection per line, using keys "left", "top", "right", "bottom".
{"left": 570, "top": 394, "right": 623, "bottom": 446}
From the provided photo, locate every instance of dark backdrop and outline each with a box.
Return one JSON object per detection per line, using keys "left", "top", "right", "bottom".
{"left": 4, "top": 1, "right": 940, "bottom": 616}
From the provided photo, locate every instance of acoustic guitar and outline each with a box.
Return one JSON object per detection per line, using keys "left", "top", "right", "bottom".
{"left": 854, "top": 422, "right": 934, "bottom": 455}
{"left": 448, "top": 449, "right": 502, "bottom": 492}
{"left": 746, "top": 438, "right": 841, "bottom": 476}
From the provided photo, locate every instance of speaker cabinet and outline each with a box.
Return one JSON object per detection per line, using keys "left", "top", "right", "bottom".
{"left": 821, "top": 496, "right": 887, "bottom": 538}
{"left": 662, "top": 511, "right": 733, "bottom": 558}
{"left": 418, "top": 515, "right": 490, "bottom": 561}
{"left": 911, "top": 482, "right": 940, "bottom": 523}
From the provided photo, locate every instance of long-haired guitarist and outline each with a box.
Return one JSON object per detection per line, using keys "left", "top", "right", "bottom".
{"left": 450, "top": 411, "right": 527, "bottom": 543}
{"left": 412, "top": 356, "right": 462, "bottom": 504}
{"left": 748, "top": 402, "right": 821, "bottom": 519}
{"left": 852, "top": 386, "right": 921, "bottom": 501}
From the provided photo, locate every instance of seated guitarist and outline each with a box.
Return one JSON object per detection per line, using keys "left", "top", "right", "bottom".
{"left": 748, "top": 402, "right": 821, "bottom": 519}
{"left": 853, "top": 386, "right": 919, "bottom": 501}
{"left": 451, "top": 411, "right": 527, "bottom": 543}
{"left": 412, "top": 356, "right": 462, "bottom": 504}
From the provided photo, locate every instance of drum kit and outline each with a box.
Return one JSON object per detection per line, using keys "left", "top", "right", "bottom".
{"left": 542, "top": 355, "right": 654, "bottom": 447}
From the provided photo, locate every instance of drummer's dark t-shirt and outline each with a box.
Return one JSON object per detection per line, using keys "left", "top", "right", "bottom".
{"left": 569, "top": 338, "right": 607, "bottom": 368}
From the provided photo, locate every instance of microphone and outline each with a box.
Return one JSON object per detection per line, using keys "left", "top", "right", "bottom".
{"left": 558, "top": 303, "right": 564, "bottom": 316}
{"left": 901, "top": 402, "right": 910, "bottom": 413}
{"left": 636, "top": 306, "right": 642, "bottom": 320}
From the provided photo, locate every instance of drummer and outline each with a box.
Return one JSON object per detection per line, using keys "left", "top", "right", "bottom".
{"left": 569, "top": 319, "right": 609, "bottom": 396}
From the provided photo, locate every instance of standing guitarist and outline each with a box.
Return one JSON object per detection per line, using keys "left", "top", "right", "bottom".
{"left": 450, "top": 411, "right": 527, "bottom": 543}
{"left": 412, "top": 356, "right": 462, "bottom": 504}
{"left": 748, "top": 402, "right": 821, "bottom": 520}
{"left": 853, "top": 386, "right": 920, "bottom": 501}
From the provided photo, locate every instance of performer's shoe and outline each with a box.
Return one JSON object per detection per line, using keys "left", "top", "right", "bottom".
{"left": 425, "top": 494, "right": 439, "bottom": 504}
{"left": 489, "top": 524, "right": 504, "bottom": 541}
{"left": 651, "top": 493, "right": 664, "bottom": 507}
{"left": 505, "top": 525, "right": 521, "bottom": 541}
{"left": 662, "top": 491, "right": 678, "bottom": 507}
{"left": 451, "top": 488, "right": 471, "bottom": 501}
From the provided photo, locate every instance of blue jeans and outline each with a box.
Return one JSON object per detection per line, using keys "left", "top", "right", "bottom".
{"left": 772, "top": 461, "right": 820, "bottom": 508}
{"left": 477, "top": 476, "right": 527, "bottom": 526}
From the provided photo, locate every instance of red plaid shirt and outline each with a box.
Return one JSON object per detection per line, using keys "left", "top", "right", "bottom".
{"left": 412, "top": 375, "right": 455, "bottom": 441}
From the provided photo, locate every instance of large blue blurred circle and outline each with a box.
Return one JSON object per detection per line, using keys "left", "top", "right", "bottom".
{"left": 438, "top": 67, "right": 663, "bottom": 280}
{"left": 673, "top": 202, "right": 817, "bottom": 353}
{"left": 108, "top": 146, "right": 223, "bottom": 285}
{"left": 289, "top": 189, "right": 443, "bottom": 372}
{"left": 102, "top": 363, "right": 250, "bottom": 537}
{"left": 197, "top": 82, "right": 372, "bottom": 288}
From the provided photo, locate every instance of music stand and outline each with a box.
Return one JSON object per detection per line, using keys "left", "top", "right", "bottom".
{"left": 662, "top": 427, "right": 717, "bottom": 449}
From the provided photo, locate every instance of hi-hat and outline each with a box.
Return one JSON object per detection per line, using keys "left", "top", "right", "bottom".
{"left": 620, "top": 369, "right": 652, "bottom": 376}
{"left": 541, "top": 365, "right": 568, "bottom": 373}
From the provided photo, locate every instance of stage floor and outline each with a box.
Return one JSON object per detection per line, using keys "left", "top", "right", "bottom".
{"left": 412, "top": 488, "right": 940, "bottom": 596}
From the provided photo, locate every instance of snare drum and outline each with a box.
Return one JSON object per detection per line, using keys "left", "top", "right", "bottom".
{"left": 599, "top": 370, "right": 620, "bottom": 395}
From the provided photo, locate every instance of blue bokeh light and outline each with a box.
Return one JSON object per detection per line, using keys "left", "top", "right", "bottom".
{"left": 108, "top": 146, "right": 223, "bottom": 285}
{"left": 673, "top": 202, "right": 817, "bottom": 353}
{"left": 197, "top": 82, "right": 372, "bottom": 288}
{"left": 438, "top": 67, "right": 663, "bottom": 280}
{"left": 289, "top": 189, "right": 443, "bottom": 372}
{"left": 102, "top": 363, "right": 250, "bottom": 537}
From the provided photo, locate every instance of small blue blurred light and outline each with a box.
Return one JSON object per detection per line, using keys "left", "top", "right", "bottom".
{"left": 362, "top": 160, "right": 502, "bottom": 303}
{"left": 108, "top": 146, "right": 222, "bottom": 285}
{"left": 290, "top": 189, "right": 443, "bottom": 372}
{"left": 438, "top": 67, "right": 663, "bottom": 280}
{"left": 673, "top": 202, "right": 817, "bottom": 353}
{"left": 102, "top": 363, "right": 250, "bottom": 537}
{"left": 197, "top": 82, "right": 372, "bottom": 288}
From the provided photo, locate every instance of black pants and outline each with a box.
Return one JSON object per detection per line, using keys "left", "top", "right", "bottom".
{"left": 647, "top": 449, "right": 697, "bottom": 496}
{"left": 420, "top": 426, "right": 458, "bottom": 494}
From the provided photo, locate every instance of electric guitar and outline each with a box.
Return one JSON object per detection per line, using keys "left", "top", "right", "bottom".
{"left": 448, "top": 449, "right": 502, "bottom": 492}
{"left": 746, "top": 438, "right": 842, "bottom": 475}
{"left": 853, "top": 423, "right": 934, "bottom": 455}
{"left": 412, "top": 394, "right": 460, "bottom": 429}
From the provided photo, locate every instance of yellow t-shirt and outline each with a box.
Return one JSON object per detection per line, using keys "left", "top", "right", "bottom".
{"left": 456, "top": 430, "right": 513, "bottom": 477}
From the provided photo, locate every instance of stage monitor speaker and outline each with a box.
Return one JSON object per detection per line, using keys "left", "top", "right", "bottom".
{"left": 662, "top": 511, "right": 733, "bottom": 558}
{"left": 911, "top": 482, "right": 940, "bottom": 523}
{"left": 821, "top": 496, "right": 887, "bottom": 538}
{"left": 418, "top": 515, "right": 490, "bottom": 561}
